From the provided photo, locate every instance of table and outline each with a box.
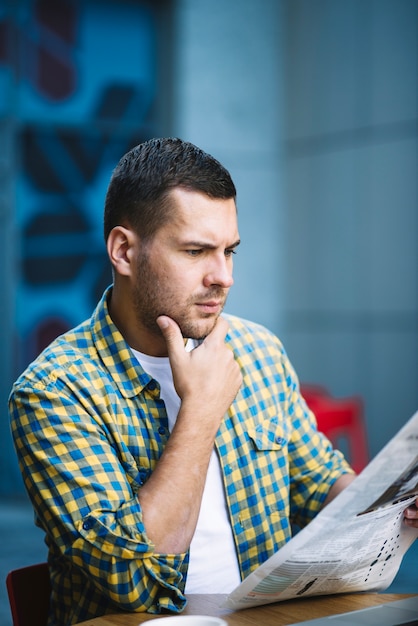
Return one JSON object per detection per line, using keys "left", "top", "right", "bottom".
{"left": 75, "top": 593, "right": 416, "bottom": 625}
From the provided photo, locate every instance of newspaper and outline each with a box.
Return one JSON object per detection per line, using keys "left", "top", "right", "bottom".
{"left": 225, "top": 410, "right": 418, "bottom": 610}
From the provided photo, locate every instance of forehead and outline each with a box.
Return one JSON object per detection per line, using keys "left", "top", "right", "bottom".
{"left": 162, "top": 187, "right": 239, "bottom": 240}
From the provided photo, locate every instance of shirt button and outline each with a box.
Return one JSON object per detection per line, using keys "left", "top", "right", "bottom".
{"left": 148, "top": 380, "right": 157, "bottom": 391}
{"left": 82, "top": 518, "right": 93, "bottom": 531}
{"left": 276, "top": 436, "right": 286, "bottom": 445}
{"left": 158, "top": 426, "right": 166, "bottom": 435}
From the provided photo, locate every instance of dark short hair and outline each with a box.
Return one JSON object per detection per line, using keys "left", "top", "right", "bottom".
{"left": 104, "top": 137, "right": 236, "bottom": 241}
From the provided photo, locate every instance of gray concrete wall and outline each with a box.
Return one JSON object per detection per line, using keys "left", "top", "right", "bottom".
{"left": 172, "top": 0, "right": 286, "bottom": 334}
{"left": 281, "top": 0, "right": 418, "bottom": 455}
{"left": 172, "top": 0, "right": 418, "bottom": 457}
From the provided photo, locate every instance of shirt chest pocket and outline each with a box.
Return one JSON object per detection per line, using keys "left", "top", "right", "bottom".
{"left": 244, "top": 417, "right": 291, "bottom": 515}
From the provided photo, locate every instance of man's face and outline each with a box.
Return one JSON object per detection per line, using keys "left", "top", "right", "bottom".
{"left": 132, "top": 188, "right": 240, "bottom": 355}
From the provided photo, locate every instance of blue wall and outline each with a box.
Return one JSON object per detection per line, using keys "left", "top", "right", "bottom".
{"left": 0, "top": 0, "right": 161, "bottom": 493}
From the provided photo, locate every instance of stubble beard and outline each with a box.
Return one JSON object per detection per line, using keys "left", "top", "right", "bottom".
{"left": 133, "top": 255, "right": 227, "bottom": 341}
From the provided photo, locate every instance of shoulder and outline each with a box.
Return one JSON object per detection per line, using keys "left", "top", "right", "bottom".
{"left": 12, "top": 317, "right": 97, "bottom": 391}
{"left": 223, "top": 313, "right": 301, "bottom": 401}
{"left": 11, "top": 288, "right": 120, "bottom": 391}
{"left": 223, "top": 313, "right": 285, "bottom": 354}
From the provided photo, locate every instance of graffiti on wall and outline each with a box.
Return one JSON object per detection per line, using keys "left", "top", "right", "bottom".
{"left": 0, "top": 0, "right": 159, "bottom": 371}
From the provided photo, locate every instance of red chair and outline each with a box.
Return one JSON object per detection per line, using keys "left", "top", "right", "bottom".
{"left": 6, "top": 562, "right": 51, "bottom": 626}
{"left": 299, "top": 383, "right": 330, "bottom": 405}
{"left": 301, "top": 384, "right": 369, "bottom": 474}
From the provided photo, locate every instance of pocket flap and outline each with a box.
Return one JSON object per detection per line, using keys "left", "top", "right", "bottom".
{"left": 248, "top": 420, "right": 288, "bottom": 450}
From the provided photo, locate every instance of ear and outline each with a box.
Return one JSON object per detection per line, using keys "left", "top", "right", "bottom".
{"left": 107, "top": 226, "right": 137, "bottom": 277}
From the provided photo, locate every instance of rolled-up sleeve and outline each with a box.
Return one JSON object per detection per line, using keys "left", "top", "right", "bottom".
{"left": 283, "top": 358, "right": 354, "bottom": 528}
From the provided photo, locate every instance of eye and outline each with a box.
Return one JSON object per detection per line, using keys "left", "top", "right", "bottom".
{"left": 225, "top": 248, "right": 237, "bottom": 257}
{"left": 186, "top": 249, "right": 203, "bottom": 257}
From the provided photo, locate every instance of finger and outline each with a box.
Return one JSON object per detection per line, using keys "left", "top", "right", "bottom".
{"left": 156, "top": 316, "right": 186, "bottom": 364}
{"left": 404, "top": 503, "right": 418, "bottom": 522}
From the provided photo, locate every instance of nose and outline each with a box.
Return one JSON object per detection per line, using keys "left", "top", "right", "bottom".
{"left": 203, "top": 255, "right": 234, "bottom": 289}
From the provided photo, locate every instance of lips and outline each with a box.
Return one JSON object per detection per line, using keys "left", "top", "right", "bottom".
{"left": 196, "top": 300, "right": 223, "bottom": 313}
{"left": 193, "top": 288, "right": 227, "bottom": 314}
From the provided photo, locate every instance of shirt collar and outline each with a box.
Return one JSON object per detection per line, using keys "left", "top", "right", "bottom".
{"left": 90, "top": 285, "right": 155, "bottom": 399}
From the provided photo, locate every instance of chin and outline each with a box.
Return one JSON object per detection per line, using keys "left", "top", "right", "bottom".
{"left": 180, "top": 318, "right": 217, "bottom": 341}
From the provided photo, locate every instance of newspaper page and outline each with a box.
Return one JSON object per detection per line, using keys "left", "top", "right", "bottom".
{"left": 225, "top": 411, "right": 418, "bottom": 610}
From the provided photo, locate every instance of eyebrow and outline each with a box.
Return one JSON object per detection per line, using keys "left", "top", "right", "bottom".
{"left": 183, "top": 239, "right": 241, "bottom": 250}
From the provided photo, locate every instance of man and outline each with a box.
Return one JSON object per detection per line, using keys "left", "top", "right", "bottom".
{"left": 9, "top": 138, "right": 418, "bottom": 625}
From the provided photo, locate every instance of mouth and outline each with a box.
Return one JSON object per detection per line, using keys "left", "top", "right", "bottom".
{"left": 195, "top": 300, "right": 223, "bottom": 314}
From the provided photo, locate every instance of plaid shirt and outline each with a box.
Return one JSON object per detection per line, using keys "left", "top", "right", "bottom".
{"left": 9, "top": 287, "right": 351, "bottom": 625}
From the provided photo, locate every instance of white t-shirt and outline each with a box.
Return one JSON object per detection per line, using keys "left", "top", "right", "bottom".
{"left": 131, "top": 346, "right": 241, "bottom": 593}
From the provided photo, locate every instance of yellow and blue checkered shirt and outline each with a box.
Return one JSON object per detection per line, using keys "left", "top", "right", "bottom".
{"left": 9, "top": 287, "right": 351, "bottom": 625}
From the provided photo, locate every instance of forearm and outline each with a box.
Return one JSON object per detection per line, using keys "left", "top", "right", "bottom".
{"left": 140, "top": 315, "right": 242, "bottom": 554}
{"left": 137, "top": 400, "right": 219, "bottom": 553}
{"left": 322, "top": 472, "right": 356, "bottom": 509}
